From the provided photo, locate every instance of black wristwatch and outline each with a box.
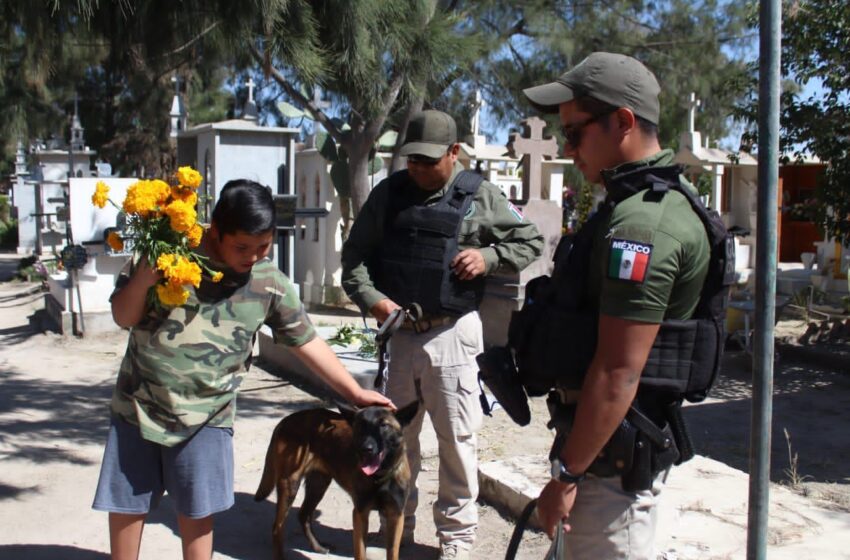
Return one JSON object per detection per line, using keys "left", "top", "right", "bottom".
{"left": 550, "top": 458, "right": 586, "bottom": 484}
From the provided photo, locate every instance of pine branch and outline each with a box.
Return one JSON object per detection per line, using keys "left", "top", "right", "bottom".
{"left": 248, "top": 43, "right": 344, "bottom": 143}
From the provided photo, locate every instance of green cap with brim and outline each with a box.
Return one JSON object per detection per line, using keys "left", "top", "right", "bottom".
{"left": 523, "top": 52, "right": 661, "bottom": 125}
{"left": 400, "top": 110, "right": 457, "bottom": 159}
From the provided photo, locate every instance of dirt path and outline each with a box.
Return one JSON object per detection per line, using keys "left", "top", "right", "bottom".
{"left": 0, "top": 270, "right": 848, "bottom": 559}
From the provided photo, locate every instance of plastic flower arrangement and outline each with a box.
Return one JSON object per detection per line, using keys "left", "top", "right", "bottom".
{"left": 91, "top": 167, "right": 220, "bottom": 308}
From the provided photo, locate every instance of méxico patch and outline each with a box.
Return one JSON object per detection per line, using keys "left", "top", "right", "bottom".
{"left": 608, "top": 238, "right": 652, "bottom": 283}
{"left": 507, "top": 201, "right": 524, "bottom": 222}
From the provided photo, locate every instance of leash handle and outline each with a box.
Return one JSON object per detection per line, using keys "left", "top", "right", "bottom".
{"left": 505, "top": 499, "right": 538, "bottom": 560}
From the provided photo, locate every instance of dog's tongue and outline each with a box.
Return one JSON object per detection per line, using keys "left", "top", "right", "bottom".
{"left": 360, "top": 451, "right": 385, "bottom": 476}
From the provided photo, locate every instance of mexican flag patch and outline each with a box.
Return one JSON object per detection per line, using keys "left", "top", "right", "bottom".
{"left": 608, "top": 239, "right": 652, "bottom": 283}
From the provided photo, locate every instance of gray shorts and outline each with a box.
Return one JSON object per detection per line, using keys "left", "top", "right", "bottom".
{"left": 92, "top": 416, "right": 234, "bottom": 519}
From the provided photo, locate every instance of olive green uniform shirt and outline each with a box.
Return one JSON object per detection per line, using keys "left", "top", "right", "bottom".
{"left": 342, "top": 163, "right": 544, "bottom": 313}
{"left": 588, "top": 149, "right": 710, "bottom": 323}
{"left": 110, "top": 258, "right": 316, "bottom": 446}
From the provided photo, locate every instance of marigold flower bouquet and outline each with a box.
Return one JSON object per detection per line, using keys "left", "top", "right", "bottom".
{"left": 92, "top": 166, "right": 222, "bottom": 308}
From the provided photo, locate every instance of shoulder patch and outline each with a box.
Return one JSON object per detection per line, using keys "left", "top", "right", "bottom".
{"left": 608, "top": 238, "right": 652, "bottom": 283}
{"left": 507, "top": 201, "right": 524, "bottom": 222}
{"left": 464, "top": 200, "right": 476, "bottom": 219}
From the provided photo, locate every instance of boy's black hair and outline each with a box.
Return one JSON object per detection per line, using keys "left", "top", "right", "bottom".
{"left": 212, "top": 179, "right": 276, "bottom": 236}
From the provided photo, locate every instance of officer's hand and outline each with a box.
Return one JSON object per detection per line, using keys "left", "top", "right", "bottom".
{"left": 370, "top": 298, "right": 401, "bottom": 324}
{"left": 536, "top": 479, "right": 578, "bottom": 539}
{"left": 352, "top": 388, "right": 396, "bottom": 411}
{"left": 451, "top": 249, "right": 486, "bottom": 280}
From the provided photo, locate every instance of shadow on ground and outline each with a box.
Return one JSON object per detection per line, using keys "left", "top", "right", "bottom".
{"left": 685, "top": 350, "right": 850, "bottom": 485}
{"left": 145, "top": 492, "right": 438, "bottom": 560}
{"left": 0, "top": 544, "right": 109, "bottom": 559}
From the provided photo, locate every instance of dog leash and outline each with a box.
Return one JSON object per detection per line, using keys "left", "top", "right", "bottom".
{"left": 505, "top": 499, "right": 537, "bottom": 560}
{"left": 505, "top": 499, "right": 567, "bottom": 560}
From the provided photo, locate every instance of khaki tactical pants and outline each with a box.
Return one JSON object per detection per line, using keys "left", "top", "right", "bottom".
{"left": 385, "top": 311, "right": 484, "bottom": 548}
{"left": 558, "top": 471, "right": 667, "bottom": 559}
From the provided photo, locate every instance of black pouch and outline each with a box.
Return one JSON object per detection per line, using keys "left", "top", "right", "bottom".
{"left": 476, "top": 347, "right": 531, "bottom": 426}
{"left": 588, "top": 417, "right": 638, "bottom": 479}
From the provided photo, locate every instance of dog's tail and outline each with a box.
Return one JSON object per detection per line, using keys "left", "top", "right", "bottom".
{"left": 254, "top": 427, "right": 278, "bottom": 502}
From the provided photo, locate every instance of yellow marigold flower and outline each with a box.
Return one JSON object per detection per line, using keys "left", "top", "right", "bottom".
{"left": 156, "top": 253, "right": 177, "bottom": 273}
{"left": 156, "top": 283, "right": 190, "bottom": 307}
{"left": 171, "top": 186, "right": 198, "bottom": 207}
{"left": 187, "top": 224, "right": 204, "bottom": 248}
{"left": 164, "top": 199, "right": 197, "bottom": 233}
{"left": 172, "top": 257, "right": 202, "bottom": 288}
{"left": 176, "top": 166, "right": 203, "bottom": 189}
{"left": 91, "top": 181, "right": 110, "bottom": 208}
{"left": 158, "top": 254, "right": 201, "bottom": 289}
{"left": 106, "top": 231, "right": 124, "bottom": 251}
{"left": 151, "top": 179, "right": 171, "bottom": 204}
{"left": 123, "top": 180, "right": 159, "bottom": 217}
{"left": 211, "top": 271, "right": 223, "bottom": 283}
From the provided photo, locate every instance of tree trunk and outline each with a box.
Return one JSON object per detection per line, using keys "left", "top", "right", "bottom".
{"left": 390, "top": 95, "right": 425, "bottom": 173}
{"left": 347, "top": 143, "right": 372, "bottom": 218}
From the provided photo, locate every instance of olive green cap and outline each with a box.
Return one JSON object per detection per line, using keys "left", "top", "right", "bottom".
{"left": 400, "top": 110, "right": 457, "bottom": 159}
{"left": 523, "top": 52, "right": 661, "bottom": 124}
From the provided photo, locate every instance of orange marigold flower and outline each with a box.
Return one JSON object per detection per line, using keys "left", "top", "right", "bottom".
{"left": 91, "top": 181, "right": 110, "bottom": 208}
{"left": 176, "top": 166, "right": 203, "bottom": 189}
{"left": 164, "top": 199, "right": 197, "bottom": 233}
{"left": 187, "top": 224, "right": 204, "bottom": 248}
{"left": 156, "top": 283, "right": 190, "bottom": 307}
{"left": 106, "top": 231, "right": 124, "bottom": 251}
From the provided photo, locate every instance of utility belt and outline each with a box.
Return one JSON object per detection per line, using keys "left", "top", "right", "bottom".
{"left": 546, "top": 391, "right": 695, "bottom": 492}
{"left": 399, "top": 314, "right": 455, "bottom": 333}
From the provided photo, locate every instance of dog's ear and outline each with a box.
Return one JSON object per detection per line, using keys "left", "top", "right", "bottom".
{"left": 336, "top": 402, "right": 359, "bottom": 424}
{"left": 393, "top": 400, "right": 420, "bottom": 427}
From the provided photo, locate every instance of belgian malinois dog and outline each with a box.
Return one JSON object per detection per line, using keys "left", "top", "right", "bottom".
{"left": 254, "top": 402, "right": 419, "bottom": 560}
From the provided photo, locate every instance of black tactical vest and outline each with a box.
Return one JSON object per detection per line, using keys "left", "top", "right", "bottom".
{"left": 508, "top": 164, "right": 735, "bottom": 402}
{"left": 374, "top": 170, "right": 485, "bottom": 316}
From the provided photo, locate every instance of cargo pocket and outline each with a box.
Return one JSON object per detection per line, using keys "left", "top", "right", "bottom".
{"left": 431, "top": 364, "right": 483, "bottom": 438}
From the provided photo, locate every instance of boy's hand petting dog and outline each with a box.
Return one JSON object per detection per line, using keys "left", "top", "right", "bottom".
{"left": 353, "top": 388, "right": 396, "bottom": 410}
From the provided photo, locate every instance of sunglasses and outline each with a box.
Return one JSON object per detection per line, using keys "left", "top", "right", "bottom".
{"left": 560, "top": 110, "right": 615, "bottom": 149}
{"left": 406, "top": 151, "right": 448, "bottom": 165}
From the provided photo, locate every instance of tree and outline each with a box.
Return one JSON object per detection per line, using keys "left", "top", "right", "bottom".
{"left": 444, "top": 0, "right": 752, "bottom": 150}
{"left": 779, "top": 0, "right": 850, "bottom": 244}
{"left": 251, "top": 0, "right": 480, "bottom": 214}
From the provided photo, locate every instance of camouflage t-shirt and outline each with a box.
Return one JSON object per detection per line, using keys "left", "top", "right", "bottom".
{"left": 109, "top": 258, "right": 315, "bottom": 446}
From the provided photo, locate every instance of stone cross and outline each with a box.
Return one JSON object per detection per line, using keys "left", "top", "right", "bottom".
{"left": 686, "top": 92, "right": 701, "bottom": 133}
{"left": 470, "top": 89, "right": 482, "bottom": 138}
{"left": 506, "top": 116, "right": 559, "bottom": 200}
{"left": 246, "top": 77, "right": 256, "bottom": 103}
{"left": 312, "top": 86, "right": 331, "bottom": 111}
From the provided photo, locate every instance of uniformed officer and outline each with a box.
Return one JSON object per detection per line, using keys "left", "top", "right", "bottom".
{"left": 341, "top": 109, "right": 543, "bottom": 560}
{"left": 523, "top": 53, "right": 711, "bottom": 558}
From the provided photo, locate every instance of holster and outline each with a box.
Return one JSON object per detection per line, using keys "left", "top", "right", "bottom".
{"left": 546, "top": 393, "right": 681, "bottom": 492}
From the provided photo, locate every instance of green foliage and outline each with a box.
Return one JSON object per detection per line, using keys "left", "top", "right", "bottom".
{"left": 460, "top": 0, "right": 751, "bottom": 149}
{"left": 694, "top": 173, "right": 714, "bottom": 198}
{"left": 15, "top": 255, "right": 53, "bottom": 281}
{"left": 735, "top": 0, "right": 850, "bottom": 244}
{"left": 326, "top": 324, "right": 378, "bottom": 360}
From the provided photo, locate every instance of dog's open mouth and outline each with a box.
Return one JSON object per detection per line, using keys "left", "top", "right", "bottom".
{"left": 359, "top": 450, "right": 386, "bottom": 476}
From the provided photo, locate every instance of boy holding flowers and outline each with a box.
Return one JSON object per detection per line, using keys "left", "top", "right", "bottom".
{"left": 92, "top": 178, "right": 393, "bottom": 560}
